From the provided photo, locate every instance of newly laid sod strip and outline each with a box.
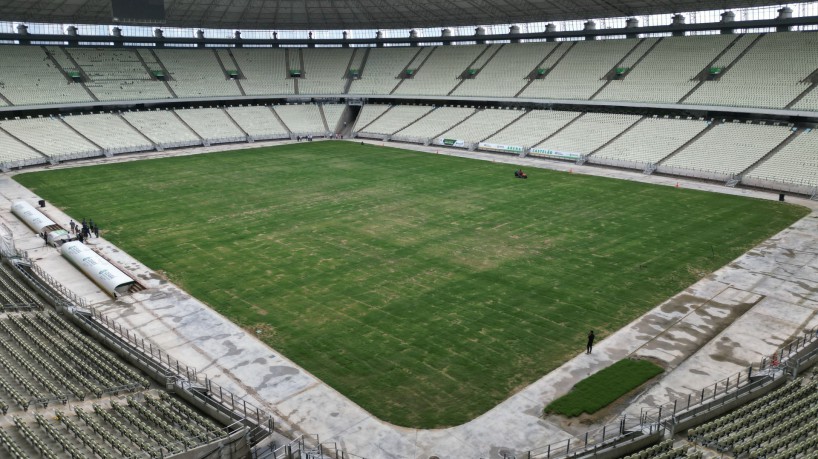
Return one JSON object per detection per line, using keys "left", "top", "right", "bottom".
{"left": 15, "top": 141, "right": 808, "bottom": 427}
{"left": 545, "top": 359, "right": 665, "bottom": 417}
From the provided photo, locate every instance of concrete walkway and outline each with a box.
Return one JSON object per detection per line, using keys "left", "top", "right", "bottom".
{"left": 1, "top": 139, "right": 816, "bottom": 459}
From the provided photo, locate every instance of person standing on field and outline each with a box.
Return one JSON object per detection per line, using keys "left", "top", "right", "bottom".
{"left": 587, "top": 331, "right": 595, "bottom": 354}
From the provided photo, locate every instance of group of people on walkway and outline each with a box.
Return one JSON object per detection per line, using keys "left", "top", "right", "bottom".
{"left": 68, "top": 218, "right": 99, "bottom": 243}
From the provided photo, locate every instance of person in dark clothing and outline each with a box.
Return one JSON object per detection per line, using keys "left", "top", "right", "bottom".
{"left": 93, "top": 224, "right": 99, "bottom": 238}
{"left": 587, "top": 330, "right": 595, "bottom": 354}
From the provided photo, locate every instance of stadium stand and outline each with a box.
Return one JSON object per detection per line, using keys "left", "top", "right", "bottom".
{"left": 122, "top": 109, "right": 202, "bottom": 148}
{"left": 0, "top": 45, "right": 92, "bottom": 106}
{"left": 687, "top": 377, "right": 818, "bottom": 458}
{"left": 0, "top": 117, "right": 100, "bottom": 160}
{"left": 356, "top": 105, "right": 435, "bottom": 137}
{"left": 452, "top": 43, "right": 561, "bottom": 98}
{"left": 152, "top": 48, "right": 242, "bottom": 98}
{"left": 392, "top": 106, "right": 476, "bottom": 143}
{"left": 687, "top": 32, "right": 818, "bottom": 109}
{"left": 744, "top": 128, "right": 818, "bottom": 191}
{"left": 394, "top": 45, "right": 488, "bottom": 96}
{"left": 482, "top": 109, "right": 578, "bottom": 149}
{"left": 65, "top": 47, "right": 174, "bottom": 101}
{"left": 229, "top": 48, "right": 294, "bottom": 96}
{"left": 594, "top": 34, "right": 736, "bottom": 104}
{"left": 0, "top": 128, "right": 44, "bottom": 167}
{"left": 273, "top": 104, "right": 328, "bottom": 136}
{"left": 658, "top": 122, "right": 792, "bottom": 180}
{"left": 352, "top": 104, "right": 392, "bottom": 133}
{"left": 437, "top": 108, "right": 527, "bottom": 145}
{"left": 589, "top": 116, "right": 709, "bottom": 170}
{"left": 225, "top": 105, "right": 290, "bottom": 140}
{"left": 174, "top": 107, "right": 246, "bottom": 144}
{"left": 347, "top": 47, "right": 418, "bottom": 95}
{"left": 520, "top": 39, "right": 637, "bottom": 100}
{"left": 321, "top": 103, "right": 348, "bottom": 133}
{"left": 532, "top": 112, "right": 642, "bottom": 157}
{"left": 299, "top": 48, "right": 353, "bottom": 94}
{"left": 63, "top": 113, "right": 154, "bottom": 155}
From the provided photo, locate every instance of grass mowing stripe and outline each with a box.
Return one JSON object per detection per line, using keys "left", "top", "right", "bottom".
{"left": 13, "top": 141, "right": 808, "bottom": 428}
{"left": 545, "top": 359, "right": 665, "bottom": 417}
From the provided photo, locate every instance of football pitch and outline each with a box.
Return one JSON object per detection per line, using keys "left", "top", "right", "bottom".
{"left": 14, "top": 141, "right": 809, "bottom": 428}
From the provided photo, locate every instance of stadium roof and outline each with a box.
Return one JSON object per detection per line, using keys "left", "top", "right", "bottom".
{"left": 0, "top": 0, "right": 799, "bottom": 31}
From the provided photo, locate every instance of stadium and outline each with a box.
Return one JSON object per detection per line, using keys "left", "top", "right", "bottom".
{"left": 0, "top": 0, "right": 816, "bottom": 458}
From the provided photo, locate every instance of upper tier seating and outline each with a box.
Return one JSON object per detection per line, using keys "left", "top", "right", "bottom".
{"left": 122, "top": 110, "right": 201, "bottom": 147}
{"left": 63, "top": 113, "right": 153, "bottom": 154}
{"left": 152, "top": 49, "right": 242, "bottom": 98}
{"left": 0, "top": 37, "right": 815, "bottom": 111}
{"left": 744, "top": 128, "right": 818, "bottom": 189}
{"left": 0, "top": 46, "right": 92, "bottom": 106}
{"left": 348, "top": 47, "right": 418, "bottom": 95}
{"left": 66, "top": 48, "right": 172, "bottom": 101}
{"left": 0, "top": 117, "right": 100, "bottom": 159}
{"left": 395, "top": 45, "right": 488, "bottom": 96}
{"left": 590, "top": 116, "right": 709, "bottom": 168}
{"left": 658, "top": 122, "right": 792, "bottom": 179}
{"left": 229, "top": 48, "right": 294, "bottom": 95}
{"left": 595, "top": 34, "right": 736, "bottom": 104}
{"left": 453, "top": 42, "right": 562, "bottom": 98}
{"left": 299, "top": 48, "right": 353, "bottom": 94}
{"left": 438, "top": 108, "right": 526, "bottom": 144}
{"left": 687, "top": 32, "right": 818, "bottom": 110}
{"left": 273, "top": 104, "right": 327, "bottom": 135}
{"left": 225, "top": 106, "right": 290, "bottom": 140}
{"left": 521, "top": 39, "right": 637, "bottom": 100}
{"left": 175, "top": 107, "right": 245, "bottom": 143}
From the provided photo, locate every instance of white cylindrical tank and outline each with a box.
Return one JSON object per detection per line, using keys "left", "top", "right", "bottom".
{"left": 61, "top": 241, "right": 135, "bottom": 297}
{"left": 11, "top": 200, "right": 56, "bottom": 233}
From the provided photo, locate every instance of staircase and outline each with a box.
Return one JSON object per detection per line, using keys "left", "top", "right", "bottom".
{"left": 117, "top": 113, "right": 158, "bottom": 150}
{"left": 170, "top": 110, "right": 207, "bottom": 146}
{"left": 785, "top": 81, "right": 818, "bottom": 109}
{"left": 725, "top": 175, "right": 741, "bottom": 187}
{"left": 810, "top": 187, "right": 818, "bottom": 201}
{"left": 0, "top": 125, "right": 50, "bottom": 163}
{"left": 600, "top": 38, "right": 649, "bottom": 80}
{"left": 586, "top": 117, "right": 645, "bottom": 158}
{"left": 42, "top": 46, "right": 99, "bottom": 102}
{"left": 344, "top": 48, "right": 371, "bottom": 94}
{"left": 430, "top": 108, "right": 480, "bottom": 140}
{"left": 0, "top": 90, "right": 12, "bottom": 106}
{"left": 590, "top": 38, "right": 664, "bottom": 100}
{"left": 655, "top": 120, "right": 720, "bottom": 166}
{"left": 221, "top": 108, "right": 250, "bottom": 141}
{"left": 448, "top": 45, "right": 504, "bottom": 96}
{"left": 479, "top": 109, "right": 530, "bottom": 142}
{"left": 57, "top": 117, "right": 106, "bottom": 156}
{"left": 268, "top": 106, "right": 293, "bottom": 136}
{"left": 530, "top": 112, "right": 585, "bottom": 148}
{"left": 355, "top": 105, "right": 394, "bottom": 134}
{"left": 318, "top": 105, "right": 330, "bottom": 132}
{"left": 389, "top": 107, "right": 434, "bottom": 136}
{"left": 515, "top": 42, "right": 577, "bottom": 97}
{"left": 148, "top": 49, "right": 179, "bottom": 97}
{"left": 678, "top": 34, "right": 766, "bottom": 103}
{"left": 643, "top": 163, "right": 658, "bottom": 175}
{"left": 391, "top": 47, "right": 437, "bottom": 94}
{"left": 737, "top": 128, "right": 803, "bottom": 178}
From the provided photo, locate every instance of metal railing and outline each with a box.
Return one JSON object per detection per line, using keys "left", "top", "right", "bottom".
{"left": 27, "top": 260, "right": 88, "bottom": 308}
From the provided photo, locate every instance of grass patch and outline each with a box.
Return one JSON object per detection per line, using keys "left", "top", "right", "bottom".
{"left": 13, "top": 141, "right": 808, "bottom": 428}
{"left": 545, "top": 359, "right": 664, "bottom": 417}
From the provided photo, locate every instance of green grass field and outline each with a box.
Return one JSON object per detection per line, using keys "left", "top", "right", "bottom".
{"left": 545, "top": 359, "right": 664, "bottom": 417}
{"left": 14, "top": 141, "right": 808, "bottom": 428}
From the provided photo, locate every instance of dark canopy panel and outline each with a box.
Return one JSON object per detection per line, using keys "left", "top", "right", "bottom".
{"left": 111, "top": 0, "right": 166, "bottom": 23}
{"left": 0, "top": 0, "right": 800, "bottom": 30}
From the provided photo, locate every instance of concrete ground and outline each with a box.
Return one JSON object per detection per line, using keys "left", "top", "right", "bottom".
{"left": 1, "top": 138, "right": 816, "bottom": 459}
